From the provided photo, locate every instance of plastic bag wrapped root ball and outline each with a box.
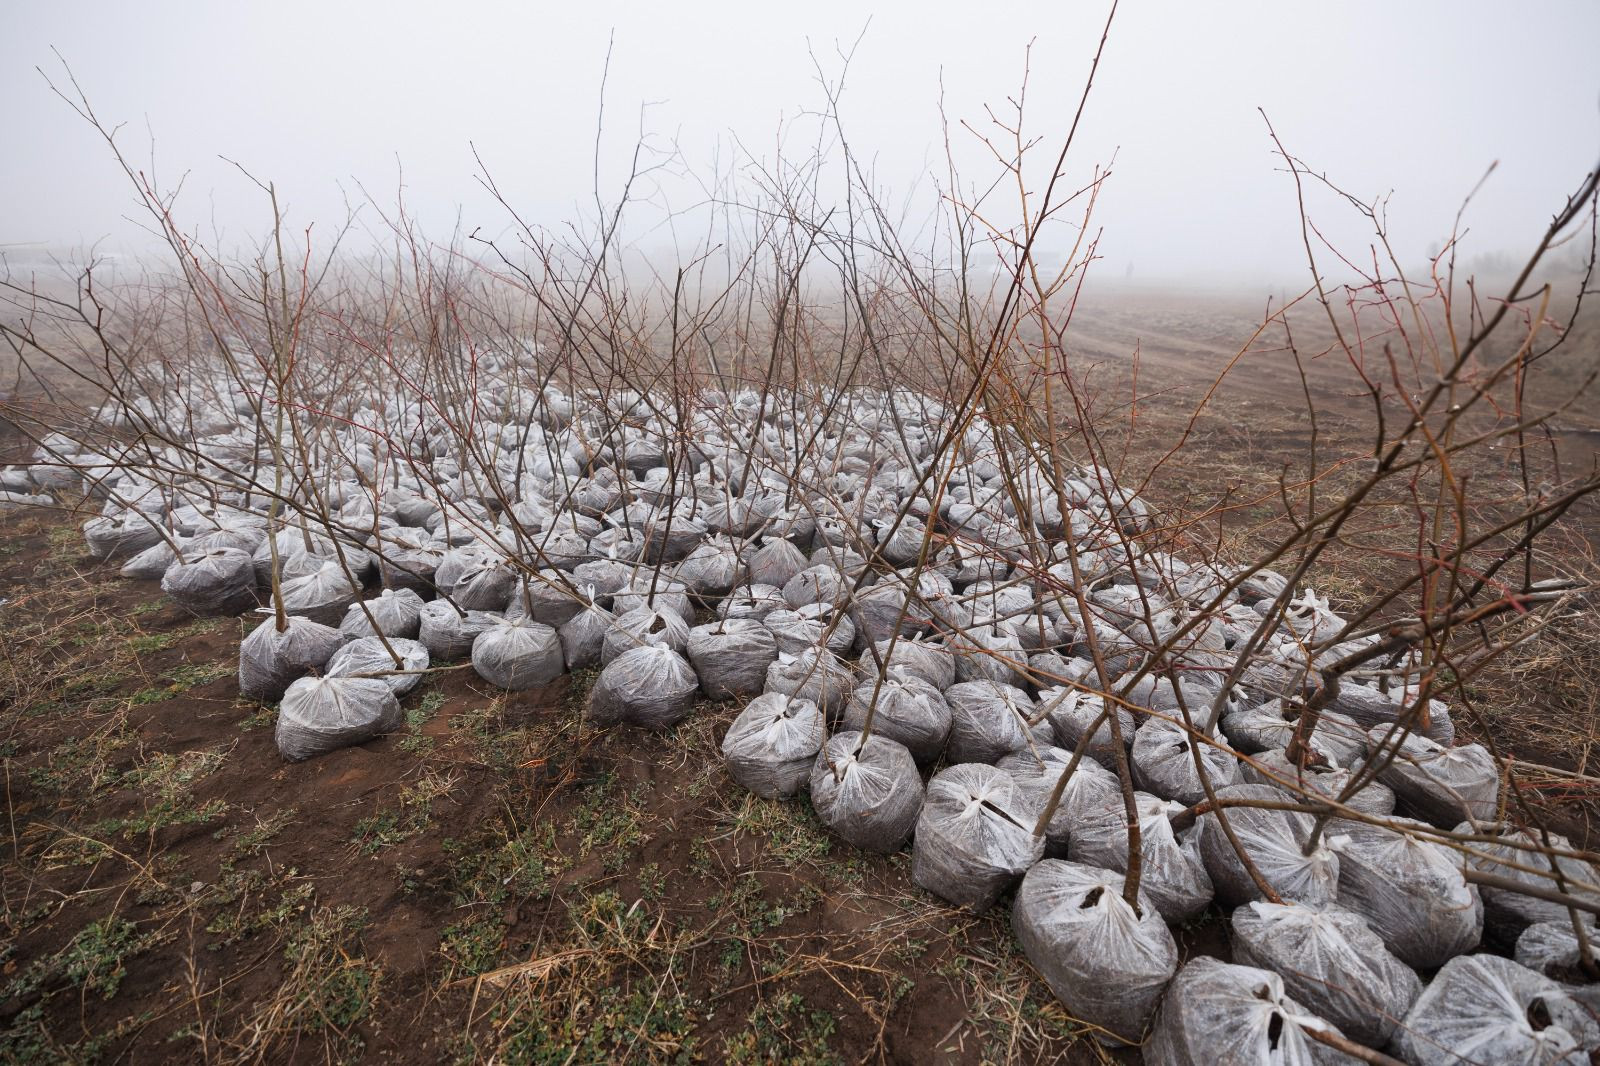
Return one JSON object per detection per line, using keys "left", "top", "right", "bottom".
{"left": 1364, "top": 726, "right": 1498, "bottom": 827}
{"left": 276, "top": 675, "right": 402, "bottom": 761}
{"left": 716, "top": 583, "right": 787, "bottom": 623}
{"left": 1238, "top": 749, "right": 1395, "bottom": 818}
{"left": 1131, "top": 718, "right": 1241, "bottom": 805}
{"left": 161, "top": 546, "right": 258, "bottom": 615}
{"left": 558, "top": 601, "right": 616, "bottom": 671}
{"left": 997, "top": 745, "right": 1122, "bottom": 858}
{"left": 763, "top": 604, "right": 856, "bottom": 658}
{"left": 239, "top": 615, "right": 346, "bottom": 702}
{"left": 601, "top": 606, "right": 690, "bottom": 666}
{"left": 1011, "top": 859, "right": 1179, "bottom": 1046}
{"left": 120, "top": 535, "right": 191, "bottom": 580}
{"left": 840, "top": 675, "right": 952, "bottom": 765}
{"left": 1042, "top": 688, "right": 1136, "bottom": 771}
{"left": 949, "top": 624, "right": 1029, "bottom": 688}
{"left": 326, "top": 636, "right": 431, "bottom": 696}
{"left": 1069, "top": 792, "right": 1214, "bottom": 923}
{"left": 1145, "top": 956, "right": 1358, "bottom": 1066}
{"left": 276, "top": 560, "right": 362, "bottom": 627}
{"left": 418, "top": 600, "right": 500, "bottom": 661}
{"left": 449, "top": 557, "right": 517, "bottom": 612}
{"left": 911, "top": 763, "right": 1045, "bottom": 913}
{"left": 1230, "top": 901, "right": 1422, "bottom": 1048}
{"left": 503, "top": 570, "right": 587, "bottom": 627}
{"left": 675, "top": 537, "right": 745, "bottom": 599}
{"left": 586, "top": 644, "right": 699, "bottom": 730}
{"left": 1459, "top": 820, "right": 1600, "bottom": 947}
{"left": 1334, "top": 817, "right": 1482, "bottom": 970}
{"left": 1393, "top": 953, "right": 1600, "bottom": 1066}
{"left": 84, "top": 513, "right": 163, "bottom": 560}
{"left": 1516, "top": 920, "right": 1600, "bottom": 1014}
{"left": 943, "top": 680, "right": 1051, "bottom": 765}
{"left": 869, "top": 636, "right": 957, "bottom": 691}
{"left": 1220, "top": 701, "right": 1369, "bottom": 766}
{"left": 746, "top": 537, "right": 808, "bottom": 589}
{"left": 1196, "top": 784, "right": 1341, "bottom": 909}
{"left": 808, "top": 731, "right": 924, "bottom": 853}
{"left": 720, "top": 692, "right": 825, "bottom": 799}
{"left": 766, "top": 649, "right": 855, "bottom": 719}
{"left": 338, "top": 587, "right": 425, "bottom": 640}
{"left": 472, "top": 619, "right": 565, "bottom": 690}
{"left": 781, "top": 563, "right": 852, "bottom": 610}
{"left": 687, "top": 619, "right": 778, "bottom": 700}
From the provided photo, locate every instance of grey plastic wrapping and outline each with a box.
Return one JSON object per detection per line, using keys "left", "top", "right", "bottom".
{"left": 1230, "top": 901, "right": 1422, "bottom": 1047}
{"left": 716, "top": 582, "right": 787, "bottom": 623}
{"left": 746, "top": 538, "right": 807, "bottom": 589}
{"left": 1365, "top": 727, "right": 1499, "bottom": 827}
{"left": 1331, "top": 683, "right": 1455, "bottom": 745}
{"left": 1197, "top": 784, "right": 1340, "bottom": 909}
{"left": 558, "top": 602, "right": 616, "bottom": 671}
{"left": 601, "top": 606, "right": 691, "bottom": 666}
{"left": 781, "top": 563, "right": 851, "bottom": 609}
{"left": 238, "top": 616, "right": 346, "bottom": 702}
{"left": 1070, "top": 792, "right": 1213, "bottom": 923}
{"left": 571, "top": 558, "right": 637, "bottom": 603}
{"left": 686, "top": 619, "right": 779, "bottom": 700}
{"left": 417, "top": 600, "right": 500, "bottom": 661}
{"left": 949, "top": 624, "right": 1028, "bottom": 688}
{"left": 849, "top": 580, "right": 928, "bottom": 647}
{"left": 1010, "top": 859, "right": 1179, "bottom": 1045}
{"left": 1145, "top": 956, "right": 1356, "bottom": 1066}
{"left": 911, "top": 763, "right": 1044, "bottom": 913}
{"left": 326, "top": 636, "right": 430, "bottom": 696}
{"left": 942, "top": 680, "right": 1048, "bottom": 765}
{"left": 1239, "top": 749, "right": 1396, "bottom": 817}
{"left": 83, "top": 513, "right": 163, "bottom": 559}
{"left": 275, "top": 675, "right": 402, "bottom": 762}
{"left": 839, "top": 674, "right": 952, "bottom": 765}
{"left": 808, "top": 731, "right": 924, "bottom": 853}
{"left": 763, "top": 606, "right": 856, "bottom": 658}
{"left": 720, "top": 692, "right": 825, "bottom": 799}
{"left": 765, "top": 649, "right": 854, "bottom": 718}
{"left": 120, "top": 536, "right": 189, "bottom": 580}
{"left": 610, "top": 579, "right": 694, "bottom": 622}
{"left": 160, "top": 547, "right": 258, "bottom": 615}
{"left": 1334, "top": 817, "right": 1482, "bottom": 969}
{"left": 503, "top": 570, "right": 585, "bottom": 626}
{"left": 1459, "top": 821, "right": 1600, "bottom": 945}
{"left": 586, "top": 644, "right": 700, "bottom": 730}
{"left": 450, "top": 557, "right": 516, "bottom": 612}
{"left": 1023, "top": 651, "right": 1093, "bottom": 692}
{"left": 338, "top": 587, "right": 425, "bottom": 640}
{"left": 277, "top": 560, "right": 361, "bottom": 627}
{"left": 675, "top": 537, "right": 745, "bottom": 598}
{"left": 1220, "top": 702, "right": 1369, "bottom": 766}
{"left": 1042, "top": 688, "right": 1136, "bottom": 770}
{"left": 996, "top": 745, "right": 1121, "bottom": 857}
{"left": 1393, "top": 953, "right": 1600, "bottom": 1066}
{"left": 472, "top": 620, "right": 565, "bottom": 690}
{"left": 1516, "top": 920, "right": 1600, "bottom": 1011}
{"left": 1131, "top": 718, "right": 1241, "bottom": 805}
{"left": 869, "top": 637, "right": 957, "bottom": 691}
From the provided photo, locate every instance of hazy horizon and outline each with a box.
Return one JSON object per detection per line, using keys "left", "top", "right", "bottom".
{"left": 4, "top": 1, "right": 1598, "bottom": 290}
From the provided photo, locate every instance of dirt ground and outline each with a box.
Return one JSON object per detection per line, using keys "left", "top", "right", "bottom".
{"left": 3, "top": 280, "right": 1598, "bottom": 1063}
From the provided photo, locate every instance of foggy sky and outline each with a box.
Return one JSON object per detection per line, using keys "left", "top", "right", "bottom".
{"left": 3, "top": 1, "right": 1598, "bottom": 286}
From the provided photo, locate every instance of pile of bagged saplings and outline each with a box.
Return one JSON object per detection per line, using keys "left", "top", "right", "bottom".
{"left": 19, "top": 366, "right": 1599, "bottom": 1064}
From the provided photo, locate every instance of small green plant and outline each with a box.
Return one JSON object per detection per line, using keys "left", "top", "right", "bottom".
{"left": 722, "top": 991, "right": 839, "bottom": 1065}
